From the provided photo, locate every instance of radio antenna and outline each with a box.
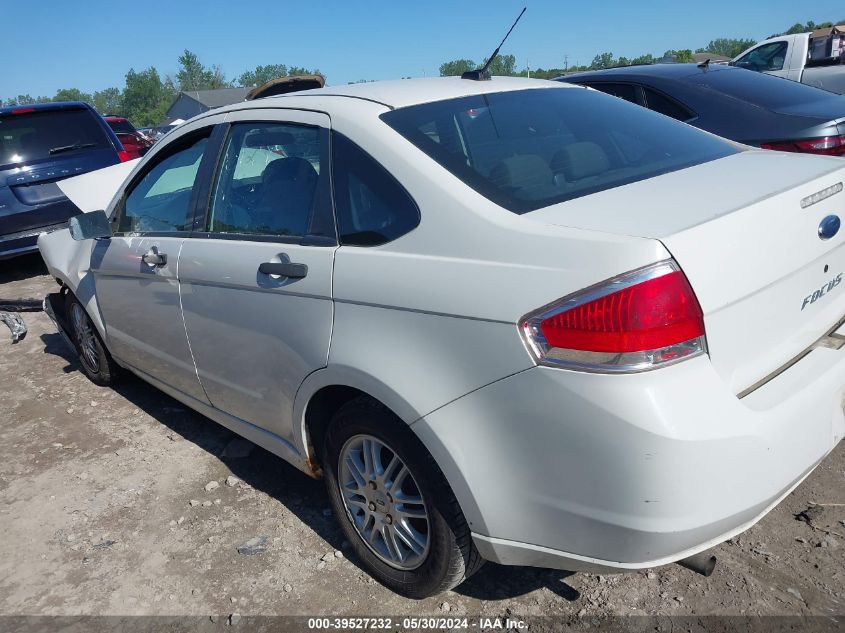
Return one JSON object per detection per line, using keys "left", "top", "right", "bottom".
{"left": 461, "top": 7, "right": 527, "bottom": 81}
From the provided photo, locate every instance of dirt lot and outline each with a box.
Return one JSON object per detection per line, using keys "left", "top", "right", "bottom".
{"left": 1, "top": 253, "right": 844, "bottom": 626}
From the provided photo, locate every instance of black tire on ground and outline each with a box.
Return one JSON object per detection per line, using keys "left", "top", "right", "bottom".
{"left": 64, "top": 293, "right": 119, "bottom": 387}
{"left": 322, "top": 396, "right": 484, "bottom": 598}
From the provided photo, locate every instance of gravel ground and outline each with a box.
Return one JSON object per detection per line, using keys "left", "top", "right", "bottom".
{"left": 1, "top": 253, "right": 844, "bottom": 625}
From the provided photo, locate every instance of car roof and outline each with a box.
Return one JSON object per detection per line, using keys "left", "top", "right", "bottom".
{"left": 225, "top": 76, "right": 574, "bottom": 112}
{"left": 559, "top": 63, "right": 735, "bottom": 83}
{"left": 0, "top": 101, "right": 94, "bottom": 116}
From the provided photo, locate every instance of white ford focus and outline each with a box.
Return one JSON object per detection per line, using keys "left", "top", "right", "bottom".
{"left": 38, "top": 76, "right": 845, "bottom": 598}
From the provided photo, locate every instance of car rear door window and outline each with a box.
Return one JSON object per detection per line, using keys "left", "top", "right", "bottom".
{"left": 332, "top": 132, "right": 420, "bottom": 246}
{"left": 585, "top": 83, "right": 640, "bottom": 105}
{"left": 0, "top": 108, "right": 110, "bottom": 167}
{"left": 208, "top": 123, "right": 324, "bottom": 238}
{"left": 118, "top": 133, "right": 209, "bottom": 233}
{"left": 642, "top": 88, "right": 695, "bottom": 121}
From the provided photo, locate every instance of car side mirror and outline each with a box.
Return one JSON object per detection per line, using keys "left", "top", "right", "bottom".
{"left": 69, "top": 210, "right": 112, "bottom": 241}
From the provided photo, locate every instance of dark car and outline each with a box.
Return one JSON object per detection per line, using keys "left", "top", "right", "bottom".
{"left": 103, "top": 115, "right": 153, "bottom": 159}
{"left": 558, "top": 63, "right": 845, "bottom": 155}
{"left": 0, "top": 101, "right": 129, "bottom": 259}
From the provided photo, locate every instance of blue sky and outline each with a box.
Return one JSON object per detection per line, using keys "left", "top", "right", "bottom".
{"left": 2, "top": 0, "right": 843, "bottom": 97}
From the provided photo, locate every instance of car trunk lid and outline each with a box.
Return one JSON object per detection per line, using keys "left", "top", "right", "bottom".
{"left": 526, "top": 149, "right": 845, "bottom": 394}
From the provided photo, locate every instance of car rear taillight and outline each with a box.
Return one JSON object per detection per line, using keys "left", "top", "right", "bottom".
{"left": 117, "top": 150, "right": 132, "bottom": 162}
{"left": 762, "top": 135, "right": 845, "bottom": 157}
{"left": 10, "top": 107, "right": 36, "bottom": 115}
{"left": 520, "top": 261, "right": 706, "bottom": 372}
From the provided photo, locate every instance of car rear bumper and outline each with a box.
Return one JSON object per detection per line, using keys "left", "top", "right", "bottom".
{"left": 412, "top": 343, "right": 845, "bottom": 571}
{"left": 0, "top": 222, "right": 68, "bottom": 259}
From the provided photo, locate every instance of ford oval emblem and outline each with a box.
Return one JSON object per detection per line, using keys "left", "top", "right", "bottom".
{"left": 818, "top": 215, "right": 841, "bottom": 241}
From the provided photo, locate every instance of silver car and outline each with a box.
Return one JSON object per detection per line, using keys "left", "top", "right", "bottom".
{"left": 39, "top": 77, "right": 845, "bottom": 598}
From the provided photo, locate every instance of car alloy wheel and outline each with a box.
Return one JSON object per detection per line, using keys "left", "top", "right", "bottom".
{"left": 338, "top": 434, "right": 430, "bottom": 570}
{"left": 69, "top": 302, "right": 99, "bottom": 374}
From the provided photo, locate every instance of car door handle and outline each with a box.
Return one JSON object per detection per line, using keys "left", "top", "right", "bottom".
{"left": 258, "top": 261, "right": 308, "bottom": 278}
{"left": 142, "top": 248, "right": 167, "bottom": 267}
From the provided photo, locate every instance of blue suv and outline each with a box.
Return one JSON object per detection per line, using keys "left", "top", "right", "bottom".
{"left": 0, "top": 101, "right": 129, "bottom": 259}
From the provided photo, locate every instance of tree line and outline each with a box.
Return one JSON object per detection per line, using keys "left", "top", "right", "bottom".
{"left": 440, "top": 18, "right": 845, "bottom": 80}
{"left": 4, "top": 18, "right": 844, "bottom": 125}
{"left": 1, "top": 50, "right": 320, "bottom": 127}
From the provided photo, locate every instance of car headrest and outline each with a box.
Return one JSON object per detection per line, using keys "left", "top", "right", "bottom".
{"left": 245, "top": 130, "right": 295, "bottom": 148}
{"left": 489, "top": 155, "right": 553, "bottom": 190}
{"left": 261, "top": 157, "right": 317, "bottom": 185}
{"left": 551, "top": 142, "right": 610, "bottom": 181}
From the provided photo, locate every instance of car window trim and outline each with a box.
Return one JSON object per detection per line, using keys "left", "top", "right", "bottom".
{"left": 188, "top": 122, "right": 230, "bottom": 232}
{"left": 110, "top": 125, "right": 218, "bottom": 237}
{"left": 189, "top": 120, "right": 337, "bottom": 247}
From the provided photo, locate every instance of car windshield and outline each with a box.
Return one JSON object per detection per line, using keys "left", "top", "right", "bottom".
{"left": 382, "top": 87, "right": 737, "bottom": 213}
{"left": 0, "top": 108, "right": 110, "bottom": 167}
{"left": 683, "top": 67, "right": 842, "bottom": 110}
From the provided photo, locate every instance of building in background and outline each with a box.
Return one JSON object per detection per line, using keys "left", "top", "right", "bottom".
{"left": 164, "top": 87, "right": 251, "bottom": 124}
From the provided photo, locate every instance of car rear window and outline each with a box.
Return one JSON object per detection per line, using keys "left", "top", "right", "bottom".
{"left": 0, "top": 108, "right": 110, "bottom": 167}
{"left": 108, "top": 120, "right": 136, "bottom": 134}
{"left": 680, "top": 67, "right": 838, "bottom": 110}
{"left": 381, "top": 87, "right": 736, "bottom": 213}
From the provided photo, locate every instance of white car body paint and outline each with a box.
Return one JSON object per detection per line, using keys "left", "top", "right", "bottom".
{"left": 38, "top": 77, "right": 845, "bottom": 574}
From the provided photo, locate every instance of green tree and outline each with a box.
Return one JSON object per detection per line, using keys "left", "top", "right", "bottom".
{"left": 630, "top": 53, "right": 655, "bottom": 65}
{"left": 1, "top": 94, "right": 48, "bottom": 106}
{"left": 439, "top": 55, "right": 517, "bottom": 76}
{"left": 176, "top": 50, "right": 230, "bottom": 91}
{"left": 486, "top": 54, "right": 516, "bottom": 75}
{"left": 237, "top": 64, "right": 322, "bottom": 87}
{"left": 238, "top": 64, "right": 288, "bottom": 87}
{"left": 92, "top": 87, "right": 122, "bottom": 114}
{"left": 121, "top": 67, "right": 176, "bottom": 127}
{"left": 439, "top": 59, "right": 476, "bottom": 76}
{"left": 591, "top": 52, "right": 617, "bottom": 69}
{"left": 287, "top": 66, "right": 321, "bottom": 77}
{"left": 53, "top": 88, "right": 93, "bottom": 104}
{"left": 696, "top": 38, "right": 756, "bottom": 58}
{"left": 662, "top": 49, "right": 694, "bottom": 63}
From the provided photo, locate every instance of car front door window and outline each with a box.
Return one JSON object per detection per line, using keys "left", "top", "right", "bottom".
{"left": 118, "top": 135, "right": 208, "bottom": 234}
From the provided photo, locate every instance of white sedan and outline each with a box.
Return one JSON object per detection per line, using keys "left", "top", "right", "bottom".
{"left": 38, "top": 76, "right": 845, "bottom": 598}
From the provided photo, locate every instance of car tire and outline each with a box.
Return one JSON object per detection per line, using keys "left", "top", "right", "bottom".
{"left": 323, "top": 396, "right": 483, "bottom": 598}
{"left": 65, "top": 294, "right": 118, "bottom": 387}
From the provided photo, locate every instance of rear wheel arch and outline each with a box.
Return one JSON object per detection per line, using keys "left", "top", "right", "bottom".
{"left": 300, "top": 382, "right": 480, "bottom": 528}
{"left": 303, "top": 385, "right": 370, "bottom": 471}
{"left": 295, "top": 368, "right": 423, "bottom": 464}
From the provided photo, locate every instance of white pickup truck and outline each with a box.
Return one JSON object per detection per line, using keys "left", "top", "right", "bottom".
{"left": 732, "top": 28, "right": 845, "bottom": 94}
